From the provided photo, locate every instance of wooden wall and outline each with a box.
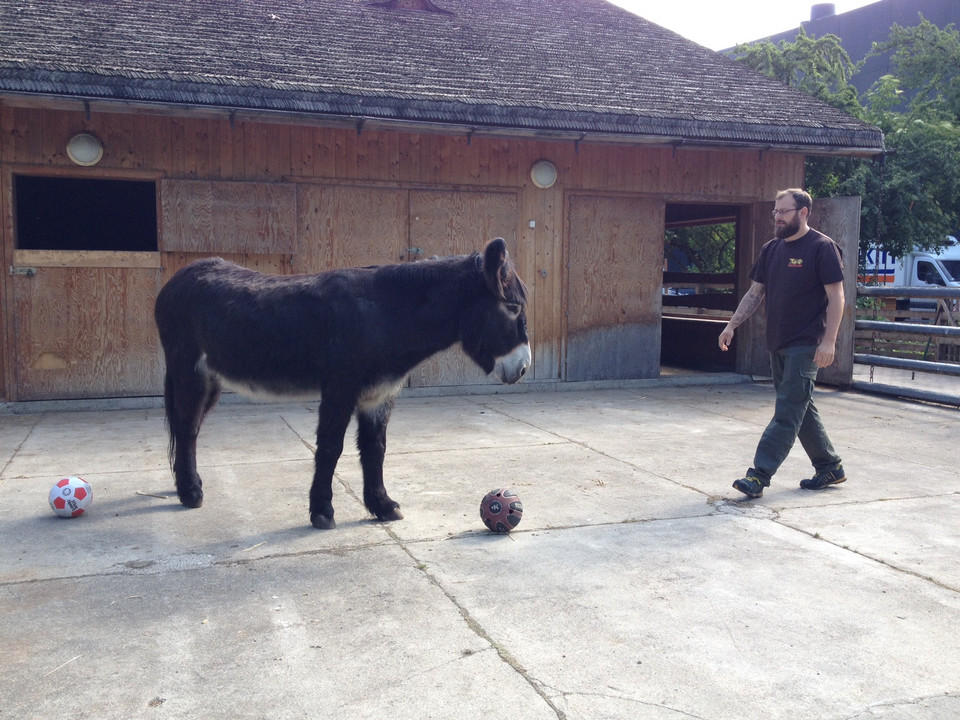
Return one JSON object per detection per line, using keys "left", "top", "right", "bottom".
{"left": 0, "top": 104, "right": 805, "bottom": 401}
{"left": 565, "top": 195, "right": 664, "bottom": 381}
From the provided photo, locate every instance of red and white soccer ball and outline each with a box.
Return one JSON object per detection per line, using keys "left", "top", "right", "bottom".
{"left": 479, "top": 487, "right": 523, "bottom": 533}
{"left": 49, "top": 476, "right": 93, "bottom": 518}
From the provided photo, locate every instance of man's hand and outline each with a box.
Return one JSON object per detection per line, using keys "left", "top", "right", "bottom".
{"left": 814, "top": 341, "right": 836, "bottom": 368}
{"left": 816, "top": 282, "right": 844, "bottom": 369}
{"left": 719, "top": 326, "right": 734, "bottom": 352}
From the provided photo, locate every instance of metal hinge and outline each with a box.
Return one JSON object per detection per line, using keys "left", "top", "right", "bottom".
{"left": 10, "top": 266, "right": 37, "bottom": 277}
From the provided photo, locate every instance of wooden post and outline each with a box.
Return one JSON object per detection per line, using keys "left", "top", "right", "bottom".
{"left": 814, "top": 196, "right": 861, "bottom": 387}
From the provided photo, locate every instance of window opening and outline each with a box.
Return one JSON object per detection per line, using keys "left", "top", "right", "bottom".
{"left": 15, "top": 175, "right": 158, "bottom": 252}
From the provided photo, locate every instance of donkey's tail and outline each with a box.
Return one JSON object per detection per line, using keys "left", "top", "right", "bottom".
{"left": 162, "top": 368, "right": 177, "bottom": 468}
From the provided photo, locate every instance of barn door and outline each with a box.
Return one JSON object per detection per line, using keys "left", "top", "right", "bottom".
{"left": 407, "top": 189, "right": 519, "bottom": 388}
{"left": 10, "top": 256, "right": 163, "bottom": 401}
{"left": 10, "top": 173, "right": 165, "bottom": 401}
{"left": 566, "top": 195, "right": 664, "bottom": 381}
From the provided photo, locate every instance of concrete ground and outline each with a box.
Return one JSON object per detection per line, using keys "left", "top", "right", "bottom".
{"left": 1, "top": 378, "right": 958, "bottom": 719}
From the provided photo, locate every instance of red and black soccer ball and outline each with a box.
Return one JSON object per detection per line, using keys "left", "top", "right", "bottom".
{"left": 479, "top": 488, "right": 523, "bottom": 533}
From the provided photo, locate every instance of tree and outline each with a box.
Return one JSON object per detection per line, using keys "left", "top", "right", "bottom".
{"left": 730, "top": 29, "right": 864, "bottom": 117}
{"left": 730, "top": 19, "right": 960, "bottom": 260}
{"left": 848, "top": 111, "right": 960, "bottom": 256}
{"left": 871, "top": 17, "right": 960, "bottom": 122}
{"left": 857, "top": 17, "right": 960, "bottom": 256}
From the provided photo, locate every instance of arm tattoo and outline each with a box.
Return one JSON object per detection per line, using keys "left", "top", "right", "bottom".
{"left": 728, "top": 284, "right": 764, "bottom": 329}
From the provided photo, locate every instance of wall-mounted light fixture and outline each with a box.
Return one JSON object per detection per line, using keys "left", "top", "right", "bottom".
{"left": 530, "top": 159, "right": 557, "bottom": 189}
{"left": 66, "top": 132, "right": 104, "bottom": 166}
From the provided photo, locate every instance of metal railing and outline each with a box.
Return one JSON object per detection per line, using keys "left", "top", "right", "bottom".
{"left": 854, "top": 285, "right": 960, "bottom": 406}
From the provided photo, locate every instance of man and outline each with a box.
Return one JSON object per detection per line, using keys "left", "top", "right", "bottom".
{"left": 718, "top": 189, "right": 846, "bottom": 498}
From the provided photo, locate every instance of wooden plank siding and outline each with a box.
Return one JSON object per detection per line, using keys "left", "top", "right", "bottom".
{"left": 0, "top": 105, "right": 804, "bottom": 401}
{"left": 565, "top": 195, "right": 664, "bottom": 381}
{"left": 407, "top": 188, "right": 520, "bottom": 388}
{"left": 159, "top": 180, "right": 297, "bottom": 255}
{"left": 11, "top": 265, "right": 162, "bottom": 400}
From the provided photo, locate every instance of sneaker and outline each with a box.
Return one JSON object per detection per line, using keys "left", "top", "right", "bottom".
{"left": 800, "top": 466, "right": 846, "bottom": 490}
{"left": 732, "top": 474, "right": 766, "bottom": 498}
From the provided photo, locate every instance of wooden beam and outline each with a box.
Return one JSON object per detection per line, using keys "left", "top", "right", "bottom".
{"left": 12, "top": 250, "right": 162, "bottom": 269}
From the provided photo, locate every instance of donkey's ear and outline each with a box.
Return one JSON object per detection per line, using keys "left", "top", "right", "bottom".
{"left": 484, "top": 237, "right": 508, "bottom": 269}
{"left": 482, "top": 238, "right": 508, "bottom": 296}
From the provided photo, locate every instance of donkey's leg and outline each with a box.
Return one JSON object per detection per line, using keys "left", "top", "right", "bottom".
{"left": 167, "top": 363, "right": 221, "bottom": 509}
{"left": 357, "top": 399, "right": 403, "bottom": 522}
{"left": 310, "top": 396, "right": 355, "bottom": 529}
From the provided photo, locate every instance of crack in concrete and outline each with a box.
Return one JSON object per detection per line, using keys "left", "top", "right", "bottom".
{"left": 559, "top": 690, "right": 707, "bottom": 718}
{"left": 0, "top": 414, "right": 42, "bottom": 479}
{"left": 382, "top": 521, "right": 569, "bottom": 720}
{"left": 776, "top": 518, "right": 960, "bottom": 595}
{"left": 840, "top": 691, "right": 960, "bottom": 719}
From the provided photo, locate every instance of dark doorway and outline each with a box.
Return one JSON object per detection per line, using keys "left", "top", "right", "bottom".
{"left": 661, "top": 203, "right": 741, "bottom": 372}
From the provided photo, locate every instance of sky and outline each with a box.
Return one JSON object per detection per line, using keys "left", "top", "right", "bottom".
{"left": 607, "top": 0, "right": 879, "bottom": 50}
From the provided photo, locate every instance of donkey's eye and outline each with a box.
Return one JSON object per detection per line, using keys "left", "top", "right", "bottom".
{"left": 504, "top": 303, "right": 521, "bottom": 316}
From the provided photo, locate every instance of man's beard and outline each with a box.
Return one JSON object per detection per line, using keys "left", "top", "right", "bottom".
{"left": 774, "top": 215, "right": 801, "bottom": 239}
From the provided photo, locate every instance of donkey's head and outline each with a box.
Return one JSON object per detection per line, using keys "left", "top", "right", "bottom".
{"left": 460, "top": 238, "right": 531, "bottom": 384}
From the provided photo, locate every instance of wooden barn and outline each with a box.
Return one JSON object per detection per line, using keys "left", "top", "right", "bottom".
{"left": 0, "top": 0, "right": 884, "bottom": 403}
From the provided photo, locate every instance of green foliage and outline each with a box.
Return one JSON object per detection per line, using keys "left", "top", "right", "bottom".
{"left": 730, "top": 29, "right": 864, "bottom": 117}
{"left": 665, "top": 223, "right": 736, "bottom": 274}
{"left": 870, "top": 17, "right": 960, "bottom": 121}
{"left": 731, "top": 18, "right": 960, "bottom": 260}
{"left": 869, "top": 116, "right": 960, "bottom": 254}
{"left": 857, "top": 17, "right": 960, "bottom": 256}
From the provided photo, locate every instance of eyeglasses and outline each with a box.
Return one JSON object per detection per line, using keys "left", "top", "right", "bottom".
{"left": 772, "top": 207, "right": 800, "bottom": 217}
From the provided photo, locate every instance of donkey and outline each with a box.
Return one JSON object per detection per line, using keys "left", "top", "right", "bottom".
{"left": 154, "top": 238, "right": 530, "bottom": 529}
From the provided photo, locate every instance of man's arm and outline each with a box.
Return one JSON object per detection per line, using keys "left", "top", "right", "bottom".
{"left": 718, "top": 281, "right": 765, "bottom": 351}
{"left": 814, "top": 281, "right": 845, "bottom": 368}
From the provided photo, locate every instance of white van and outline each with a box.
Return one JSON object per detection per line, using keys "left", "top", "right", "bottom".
{"left": 893, "top": 236, "right": 960, "bottom": 289}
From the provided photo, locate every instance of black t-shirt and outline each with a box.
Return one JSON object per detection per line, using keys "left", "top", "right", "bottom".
{"left": 749, "top": 228, "right": 844, "bottom": 352}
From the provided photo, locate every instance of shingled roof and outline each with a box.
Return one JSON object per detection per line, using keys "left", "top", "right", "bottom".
{"left": 0, "top": 0, "right": 884, "bottom": 154}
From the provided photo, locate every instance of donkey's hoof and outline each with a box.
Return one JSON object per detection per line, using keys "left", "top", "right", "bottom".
{"left": 377, "top": 505, "right": 404, "bottom": 522}
{"left": 311, "top": 513, "right": 336, "bottom": 530}
{"left": 179, "top": 489, "right": 203, "bottom": 509}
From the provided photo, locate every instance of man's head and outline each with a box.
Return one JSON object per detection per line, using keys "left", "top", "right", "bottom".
{"left": 773, "top": 188, "right": 812, "bottom": 240}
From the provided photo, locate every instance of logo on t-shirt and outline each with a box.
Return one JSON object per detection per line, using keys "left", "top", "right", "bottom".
{"left": 788, "top": 258, "right": 803, "bottom": 269}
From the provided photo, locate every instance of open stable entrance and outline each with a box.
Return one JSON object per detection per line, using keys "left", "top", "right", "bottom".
{"left": 661, "top": 202, "right": 741, "bottom": 373}
{"left": 660, "top": 197, "right": 862, "bottom": 386}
